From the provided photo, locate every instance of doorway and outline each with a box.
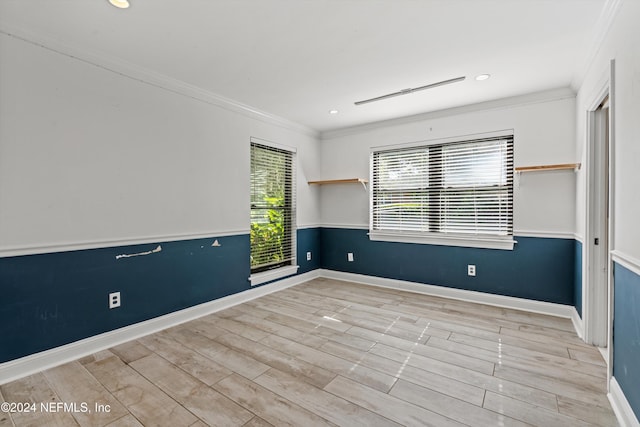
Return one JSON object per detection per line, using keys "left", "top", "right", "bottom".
{"left": 584, "top": 64, "right": 614, "bottom": 385}
{"left": 585, "top": 96, "right": 609, "bottom": 345}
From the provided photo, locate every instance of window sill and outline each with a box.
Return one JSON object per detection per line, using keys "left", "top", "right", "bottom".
{"left": 249, "top": 265, "right": 299, "bottom": 286}
{"left": 369, "top": 231, "right": 516, "bottom": 250}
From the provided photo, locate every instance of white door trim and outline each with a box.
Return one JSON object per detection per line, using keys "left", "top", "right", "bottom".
{"left": 583, "top": 60, "right": 615, "bottom": 385}
{"left": 606, "top": 59, "right": 616, "bottom": 383}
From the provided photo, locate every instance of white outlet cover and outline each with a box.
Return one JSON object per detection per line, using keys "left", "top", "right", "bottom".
{"left": 109, "top": 292, "right": 121, "bottom": 309}
{"left": 467, "top": 265, "right": 476, "bottom": 276}
{"left": 348, "top": 253, "right": 354, "bottom": 262}
{"left": 307, "top": 252, "right": 312, "bottom": 261}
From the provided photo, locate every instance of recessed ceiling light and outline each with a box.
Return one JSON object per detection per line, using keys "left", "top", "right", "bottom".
{"left": 109, "top": 0, "right": 130, "bottom": 9}
{"left": 329, "top": 110, "right": 339, "bottom": 115}
{"left": 475, "top": 74, "right": 491, "bottom": 81}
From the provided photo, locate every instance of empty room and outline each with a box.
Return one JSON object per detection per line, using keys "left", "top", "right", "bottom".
{"left": 1, "top": 0, "right": 639, "bottom": 426}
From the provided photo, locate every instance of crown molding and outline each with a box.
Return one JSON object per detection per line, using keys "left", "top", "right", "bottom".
{"left": 0, "top": 24, "right": 319, "bottom": 139}
{"left": 571, "top": 0, "right": 623, "bottom": 90}
{"left": 321, "top": 87, "right": 576, "bottom": 140}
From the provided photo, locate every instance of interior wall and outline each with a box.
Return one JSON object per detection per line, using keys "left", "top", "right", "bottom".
{"left": 0, "top": 32, "right": 321, "bottom": 363}
{"left": 319, "top": 95, "right": 578, "bottom": 304}
{"left": 321, "top": 95, "right": 577, "bottom": 234}
{"left": 0, "top": 32, "right": 320, "bottom": 250}
{"left": 575, "top": 0, "right": 640, "bottom": 420}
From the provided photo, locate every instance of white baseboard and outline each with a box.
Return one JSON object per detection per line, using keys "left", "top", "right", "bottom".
{"left": 318, "top": 269, "right": 575, "bottom": 319}
{"left": 609, "top": 377, "right": 640, "bottom": 427}
{"left": 571, "top": 307, "right": 584, "bottom": 339}
{"left": 0, "top": 270, "right": 319, "bottom": 385}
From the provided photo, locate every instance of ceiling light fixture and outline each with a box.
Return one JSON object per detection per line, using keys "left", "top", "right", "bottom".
{"left": 475, "top": 74, "right": 491, "bottom": 81}
{"left": 329, "top": 109, "right": 339, "bottom": 115}
{"left": 109, "top": 0, "right": 130, "bottom": 9}
{"left": 354, "top": 76, "right": 466, "bottom": 106}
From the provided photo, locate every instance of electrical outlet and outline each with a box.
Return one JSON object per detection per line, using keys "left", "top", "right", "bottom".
{"left": 467, "top": 265, "right": 476, "bottom": 277}
{"left": 109, "top": 292, "right": 121, "bottom": 309}
{"left": 307, "top": 251, "right": 312, "bottom": 261}
{"left": 347, "top": 253, "right": 354, "bottom": 262}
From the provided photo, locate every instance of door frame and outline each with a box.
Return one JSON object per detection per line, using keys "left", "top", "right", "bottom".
{"left": 583, "top": 60, "right": 615, "bottom": 382}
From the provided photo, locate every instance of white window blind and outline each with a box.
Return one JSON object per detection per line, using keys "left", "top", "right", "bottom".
{"left": 250, "top": 142, "right": 296, "bottom": 273}
{"left": 371, "top": 135, "right": 513, "bottom": 240}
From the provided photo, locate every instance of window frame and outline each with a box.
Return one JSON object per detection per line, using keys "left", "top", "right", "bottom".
{"left": 369, "top": 131, "right": 515, "bottom": 250}
{"left": 249, "top": 138, "right": 298, "bottom": 286}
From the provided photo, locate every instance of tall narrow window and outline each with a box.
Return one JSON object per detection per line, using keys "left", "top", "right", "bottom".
{"left": 371, "top": 133, "right": 514, "bottom": 249}
{"left": 250, "top": 141, "right": 296, "bottom": 279}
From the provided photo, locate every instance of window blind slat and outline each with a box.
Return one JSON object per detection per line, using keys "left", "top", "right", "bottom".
{"left": 372, "top": 136, "right": 513, "bottom": 237}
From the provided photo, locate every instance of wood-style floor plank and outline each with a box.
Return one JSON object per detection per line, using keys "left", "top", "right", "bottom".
{"left": 426, "top": 335, "right": 607, "bottom": 380}
{"left": 368, "top": 338, "right": 560, "bottom": 411}
{"left": 1, "top": 373, "right": 79, "bottom": 427}
{"left": 254, "top": 368, "right": 401, "bottom": 427}
{"left": 259, "top": 334, "right": 398, "bottom": 393}
{"left": 242, "top": 416, "right": 274, "bottom": 427}
{"left": 233, "top": 312, "right": 330, "bottom": 348}
{"left": 137, "top": 333, "right": 232, "bottom": 386}
{"left": 0, "top": 278, "right": 616, "bottom": 427}
{"left": 499, "top": 324, "right": 596, "bottom": 351}
{"left": 212, "top": 374, "right": 335, "bottom": 427}
{"left": 318, "top": 339, "right": 486, "bottom": 406}
{"left": 0, "top": 387, "right": 13, "bottom": 427}
{"left": 569, "top": 347, "right": 607, "bottom": 366}
{"left": 43, "top": 362, "right": 129, "bottom": 426}
{"left": 103, "top": 414, "right": 143, "bottom": 427}
{"left": 212, "top": 332, "right": 337, "bottom": 388}
{"left": 324, "top": 375, "right": 465, "bottom": 427}
{"left": 448, "top": 330, "right": 573, "bottom": 359}
{"left": 109, "top": 341, "right": 152, "bottom": 365}
{"left": 83, "top": 353, "right": 198, "bottom": 426}
{"left": 557, "top": 395, "right": 620, "bottom": 426}
{"left": 389, "top": 379, "right": 528, "bottom": 427}
{"left": 493, "top": 364, "right": 611, "bottom": 407}
{"left": 483, "top": 391, "right": 595, "bottom": 427}
{"left": 201, "top": 315, "right": 271, "bottom": 342}
{"left": 162, "top": 328, "right": 270, "bottom": 380}
{"left": 129, "top": 353, "right": 253, "bottom": 426}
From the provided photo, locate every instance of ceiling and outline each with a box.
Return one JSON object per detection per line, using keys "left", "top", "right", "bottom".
{"left": 0, "top": 0, "right": 607, "bottom": 134}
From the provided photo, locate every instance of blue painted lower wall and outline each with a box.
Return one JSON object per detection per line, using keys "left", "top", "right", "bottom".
{"left": 0, "top": 228, "right": 320, "bottom": 364}
{"left": 613, "top": 262, "right": 640, "bottom": 421}
{"left": 320, "top": 228, "right": 575, "bottom": 305}
{"left": 0, "top": 236, "right": 250, "bottom": 363}
{"left": 1, "top": 226, "right": 581, "bottom": 365}
{"left": 297, "top": 227, "right": 321, "bottom": 274}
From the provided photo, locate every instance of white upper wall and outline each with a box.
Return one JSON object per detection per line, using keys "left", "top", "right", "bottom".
{"left": 575, "top": 0, "right": 640, "bottom": 262}
{"left": 320, "top": 93, "right": 577, "bottom": 236}
{"left": 0, "top": 33, "right": 320, "bottom": 255}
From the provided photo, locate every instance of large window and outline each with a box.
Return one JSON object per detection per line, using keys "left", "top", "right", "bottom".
{"left": 370, "top": 134, "right": 514, "bottom": 249}
{"left": 250, "top": 140, "right": 296, "bottom": 283}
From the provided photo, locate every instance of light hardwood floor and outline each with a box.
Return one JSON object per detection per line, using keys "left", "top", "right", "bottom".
{"left": 0, "top": 278, "right": 618, "bottom": 426}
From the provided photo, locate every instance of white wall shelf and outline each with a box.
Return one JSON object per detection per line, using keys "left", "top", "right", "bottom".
{"left": 308, "top": 178, "right": 368, "bottom": 190}
{"left": 515, "top": 163, "right": 581, "bottom": 173}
